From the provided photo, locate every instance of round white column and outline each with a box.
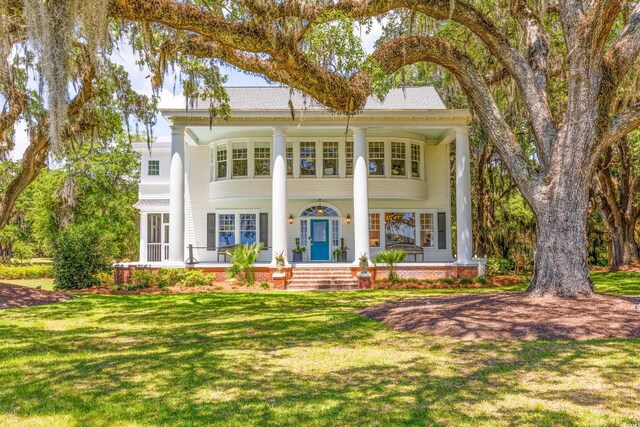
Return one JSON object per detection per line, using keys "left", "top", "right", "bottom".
{"left": 352, "top": 127, "right": 370, "bottom": 265}
{"left": 139, "top": 212, "right": 148, "bottom": 263}
{"left": 455, "top": 127, "right": 473, "bottom": 264}
{"left": 271, "top": 127, "right": 288, "bottom": 266}
{"left": 169, "top": 125, "right": 185, "bottom": 264}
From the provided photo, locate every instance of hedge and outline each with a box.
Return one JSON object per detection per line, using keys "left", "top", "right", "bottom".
{"left": 0, "top": 266, "right": 54, "bottom": 280}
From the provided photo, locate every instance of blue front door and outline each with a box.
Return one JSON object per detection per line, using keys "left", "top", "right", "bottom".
{"left": 310, "top": 219, "right": 330, "bottom": 261}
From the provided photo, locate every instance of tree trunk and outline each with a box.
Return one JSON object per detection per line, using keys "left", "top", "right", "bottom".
{"left": 528, "top": 172, "right": 594, "bottom": 297}
{"left": 609, "top": 221, "right": 640, "bottom": 268}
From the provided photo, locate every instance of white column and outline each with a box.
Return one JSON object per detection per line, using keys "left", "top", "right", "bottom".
{"left": 456, "top": 126, "right": 473, "bottom": 264}
{"left": 352, "top": 127, "right": 370, "bottom": 264}
{"left": 271, "top": 127, "right": 288, "bottom": 266}
{"left": 169, "top": 125, "right": 185, "bottom": 264}
{"left": 139, "top": 213, "right": 147, "bottom": 263}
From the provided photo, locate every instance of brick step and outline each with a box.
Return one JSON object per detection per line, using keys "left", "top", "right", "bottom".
{"left": 288, "top": 278, "right": 358, "bottom": 285}
{"left": 293, "top": 269, "right": 353, "bottom": 274}
{"left": 287, "top": 283, "right": 360, "bottom": 291}
{"left": 291, "top": 273, "right": 354, "bottom": 278}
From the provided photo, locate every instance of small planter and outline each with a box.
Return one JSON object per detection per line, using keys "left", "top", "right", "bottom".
{"left": 292, "top": 252, "right": 303, "bottom": 262}
{"left": 341, "top": 252, "right": 348, "bottom": 262}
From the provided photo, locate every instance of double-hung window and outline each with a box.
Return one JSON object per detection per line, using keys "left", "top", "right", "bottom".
{"left": 148, "top": 160, "right": 160, "bottom": 176}
{"left": 300, "top": 141, "right": 316, "bottom": 176}
{"left": 368, "top": 142, "right": 385, "bottom": 176}
{"left": 254, "top": 142, "right": 271, "bottom": 177}
{"left": 385, "top": 212, "right": 416, "bottom": 245}
{"left": 240, "top": 213, "right": 257, "bottom": 244}
{"left": 345, "top": 141, "right": 354, "bottom": 176}
{"left": 232, "top": 143, "right": 248, "bottom": 178}
{"left": 323, "top": 142, "right": 339, "bottom": 176}
{"left": 218, "top": 214, "right": 236, "bottom": 247}
{"left": 411, "top": 144, "right": 421, "bottom": 178}
{"left": 286, "top": 142, "right": 294, "bottom": 176}
{"left": 216, "top": 145, "right": 227, "bottom": 180}
{"left": 420, "top": 213, "right": 434, "bottom": 247}
{"left": 391, "top": 142, "right": 406, "bottom": 177}
{"left": 369, "top": 213, "right": 381, "bottom": 247}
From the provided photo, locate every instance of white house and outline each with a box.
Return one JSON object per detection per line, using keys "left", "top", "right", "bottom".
{"left": 129, "top": 86, "right": 478, "bottom": 288}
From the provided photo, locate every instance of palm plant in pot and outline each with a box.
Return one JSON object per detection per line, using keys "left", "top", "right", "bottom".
{"left": 292, "top": 238, "right": 306, "bottom": 262}
{"left": 333, "top": 238, "right": 348, "bottom": 262}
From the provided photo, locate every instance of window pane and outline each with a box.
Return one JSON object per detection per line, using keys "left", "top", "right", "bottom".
{"left": 332, "top": 220, "right": 339, "bottom": 246}
{"left": 391, "top": 142, "right": 406, "bottom": 177}
{"left": 300, "top": 142, "right": 316, "bottom": 176}
{"left": 254, "top": 142, "right": 271, "bottom": 176}
{"left": 323, "top": 142, "right": 339, "bottom": 176}
{"left": 300, "top": 220, "right": 308, "bottom": 247}
{"left": 385, "top": 212, "right": 416, "bottom": 245}
{"left": 148, "top": 160, "right": 160, "bottom": 176}
{"left": 240, "top": 213, "right": 257, "bottom": 244}
{"left": 411, "top": 144, "right": 421, "bottom": 178}
{"left": 345, "top": 141, "right": 353, "bottom": 176}
{"left": 286, "top": 143, "right": 294, "bottom": 176}
{"left": 420, "top": 213, "right": 433, "bottom": 247}
{"left": 369, "top": 213, "right": 380, "bottom": 247}
{"left": 218, "top": 214, "right": 236, "bottom": 247}
{"left": 217, "top": 146, "right": 227, "bottom": 179}
{"left": 232, "top": 144, "right": 248, "bottom": 177}
{"left": 368, "top": 141, "right": 385, "bottom": 176}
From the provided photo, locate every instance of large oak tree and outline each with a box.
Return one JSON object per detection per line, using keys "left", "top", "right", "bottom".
{"left": 2, "top": 0, "right": 640, "bottom": 297}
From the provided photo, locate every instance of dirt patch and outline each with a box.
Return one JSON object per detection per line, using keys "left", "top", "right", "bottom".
{"left": 359, "top": 292, "right": 640, "bottom": 341}
{"left": 0, "top": 282, "right": 76, "bottom": 309}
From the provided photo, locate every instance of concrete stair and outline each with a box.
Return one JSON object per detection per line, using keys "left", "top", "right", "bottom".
{"left": 287, "top": 267, "right": 359, "bottom": 291}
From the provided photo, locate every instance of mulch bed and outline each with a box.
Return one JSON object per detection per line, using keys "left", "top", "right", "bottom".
{"left": 360, "top": 292, "right": 640, "bottom": 341}
{"left": 0, "top": 282, "right": 76, "bottom": 309}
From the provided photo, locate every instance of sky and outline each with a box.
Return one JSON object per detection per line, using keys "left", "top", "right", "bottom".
{"left": 9, "top": 22, "right": 383, "bottom": 160}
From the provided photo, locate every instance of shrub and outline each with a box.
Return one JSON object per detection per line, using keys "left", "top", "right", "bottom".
{"left": 475, "top": 276, "right": 488, "bottom": 285}
{"left": 130, "top": 270, "right": 155, "bottom": 290}
{"left": 0, "top": 265, "right": 54, "bottom": 279}
{"left": 12, "top": 242, "right": 35, "bottom": 265}
{"left": 374, "top": 249, "right": 407, "bottom": 283}
{"left": 486, "top": 257, "right": 515, "bottom": 275}
{"left": 52, "top": 225, "right": 114, "bottom": 290}
{"left": 439, "top": 277, "right": 455, "bottom": 285}
{"left": 260, "top": 281, "right": 269, "bottom": 289}
{"left": 459, "top": 277, "right": 473, "bottom": 285}
{"left": 182, "top": 270, "right": 213, "bottom": 287}
{"left": 95, "top": 271, "right": 114, "bottom": 287}
{"left": 156, "top": 268, "right": 187, "bottom": 287}
{"left": 226, "top": 242, "right": 264, "bottom": 286}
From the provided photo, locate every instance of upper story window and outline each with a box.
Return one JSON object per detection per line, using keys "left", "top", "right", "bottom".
{"left": 368, "top": 141, "right": 385, "bottom": 176}
{"left": 323, "top": 142, "right": 339, "bottom": 176}
{"left": 391, "top": 142, "right": 406, "bottom": 177}
{"left": 216, "top": 145, "right": 227, "bottom": 180}
{"left": 232, "top": 143, "right": 248, "bottom": 178}
{"left": 345, "top": 141, "right": 353, "bottom": 176}
{"left": 254, "top": 142, "right": 271, "bottom": 177}
{"left": 411, "top": 144, "right": 421, "bottom": 179}
{"left": 286, "top": 142, "right": 293, "bottom": 176}
{"left": 148, "top": 160, "right": 160, "bottom": 176}
{"left": 300, "top": 141, "right": 316, "bottom": 176}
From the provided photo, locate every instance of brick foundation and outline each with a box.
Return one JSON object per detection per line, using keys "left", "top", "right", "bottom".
{"left": 371, "top": 264, "right": 479, "bottom": 281}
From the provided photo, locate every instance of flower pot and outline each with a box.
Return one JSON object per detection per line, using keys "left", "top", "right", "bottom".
{"left": 341, "top": 252, "right": 348, "bottom": 262}
{"left": 292, "top": 252, "right": 303, "bottom": 262}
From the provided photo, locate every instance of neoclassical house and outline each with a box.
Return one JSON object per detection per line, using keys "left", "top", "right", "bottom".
{"left": 129, "top": 86, "right": 478, "bottom": 288}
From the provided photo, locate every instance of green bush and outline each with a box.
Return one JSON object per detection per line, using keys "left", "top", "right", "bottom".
{"left": 486, "top": 257, "right": 515, "bottom": 275}
{"left": 0, "top": 265, "right": 54, "bottom": 279}
{"left": 52, "top": 225, "right": 113, "bottom": 290}
{"left": 130, "top": 270, "right": 155, "bottom": 289}
{"left": 95, "top": 271, "right": 114, "bottom": 287}
{"left": 459, "top": 277, "right": 473, "bottom": 285}
{"left": 260, "top": 281, "right": 270, "bottom": 289}
{"left": 475, "top": 276, "right": 488, "bottom": 285}
{"left": 374, "top": 249, "right": 407, "bottom": 283}
{"left": 12, "top": 242, "right": 35, "bottom": 265}
{"left": 226, "top": 242, "right": 264, "bottom": 286}
{"left": 182, "top": 270, "right": 213, "bottom": 287}
{"left": 156, "top": 268, "right": 187, "bottom": 287}
{"left": 439, "top": 277, "right": 455, "bottom": 285}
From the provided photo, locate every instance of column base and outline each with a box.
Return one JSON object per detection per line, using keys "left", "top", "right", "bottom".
{"left": 357, "top": 273, "right": 372, "bottom": 289}
{"left": 272, "top": 272, "right": 287, "bottom": 290}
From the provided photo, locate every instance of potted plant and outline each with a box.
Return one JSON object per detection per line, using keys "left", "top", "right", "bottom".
{"left": 358, "top": 253, "right": 369, "bottom": 275}
{"left": 274, "top": 250, "right": 285, "bottom": 274}
{"left": 333, "top": 238, "right": 348, "bottom": 262}
{"left": 292, "top": 238, "right": 306, "bottom": 262}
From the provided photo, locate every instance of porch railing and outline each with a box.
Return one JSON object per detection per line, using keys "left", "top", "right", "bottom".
{"left": 147, "top": 243, "right": 162, "bottom": 262}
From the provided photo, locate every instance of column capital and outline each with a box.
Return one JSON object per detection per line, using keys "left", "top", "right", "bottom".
{"left": 170, "top": 123, "right": 186, "bottom": 133}
{"left": 351, "top": 127, "right": 367, "bottom": 137}
{"left": 455, "top": 126, "right": 469, "bottom": 136}
{"left": 273, "top": 127, "right": 287, "bottom": 138}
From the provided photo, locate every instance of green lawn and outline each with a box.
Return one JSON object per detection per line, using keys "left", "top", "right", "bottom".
{"left": 1, "top": 278, "right": 55, "bottom": 291}
{"left": 0, "top": 274, "right": 638, "bottom": 426}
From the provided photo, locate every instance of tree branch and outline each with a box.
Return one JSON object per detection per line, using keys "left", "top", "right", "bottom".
{"left": 604, "top": 2, "right": 640, "bottom": 88}
{"left": 601, "top": 101, "right": 640, "bottom": 149}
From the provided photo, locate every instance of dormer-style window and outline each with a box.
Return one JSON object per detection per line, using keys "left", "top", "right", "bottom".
{"left": 148, "top": 160, "right": 160, "bottom": 176}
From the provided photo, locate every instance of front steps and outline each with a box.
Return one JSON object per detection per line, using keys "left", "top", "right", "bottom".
{"left": 287, "top": 267, "right": 359, "bottom": 291}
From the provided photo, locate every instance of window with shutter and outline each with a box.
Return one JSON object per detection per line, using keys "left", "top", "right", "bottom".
{"left": 437, "top": 212, "right": 447, "bottom": 250}
{"left": 259, "top": 213, "right": 268, "bottom": 249}
{"left": 207, "top": 213, "right": 216, "bottom": 250}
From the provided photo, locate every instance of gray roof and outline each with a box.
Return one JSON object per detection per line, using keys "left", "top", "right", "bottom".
{"left": 223, "top": 86, "right": 446, "bottom": 111}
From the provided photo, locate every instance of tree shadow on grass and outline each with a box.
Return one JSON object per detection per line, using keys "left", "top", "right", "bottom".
{"left": 0, "top": 292, "right": 638, "bottom": 426}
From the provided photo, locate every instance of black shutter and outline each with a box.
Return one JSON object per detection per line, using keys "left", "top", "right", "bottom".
{"left": 207, "top": 213, "right": 216, "bottom": 250}
{"left": 437, "top": 212, "right": 447, "bottom": 250}
{"left": 259, "top": 213, "right": 269, "bottom": 249}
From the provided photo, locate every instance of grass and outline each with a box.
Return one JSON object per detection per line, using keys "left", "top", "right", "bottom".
{"left": 1, "top": 278, "right": 54, "bottom": 291}
{"left": 0, "top": 274, "right": 638, "bottom": 426}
